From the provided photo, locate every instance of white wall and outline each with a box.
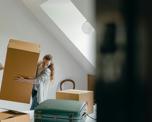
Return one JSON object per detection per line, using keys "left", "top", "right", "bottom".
{"left": 0, "top": 0, "right": 87, "bottom": 106}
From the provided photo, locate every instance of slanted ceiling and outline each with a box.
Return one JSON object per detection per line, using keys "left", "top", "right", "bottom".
{"left": 21, "top": 0, "right": 96, "bottom": 74}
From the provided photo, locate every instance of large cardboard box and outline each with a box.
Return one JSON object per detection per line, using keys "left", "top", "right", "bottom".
{"left": 0, "top": 111, "right": 30, "bottom": 122}
{"left": 56, "top": 89, "right": 94, "bottom": 114}
{"left": 0, "top": 39, "right": 40, "bottom": 104}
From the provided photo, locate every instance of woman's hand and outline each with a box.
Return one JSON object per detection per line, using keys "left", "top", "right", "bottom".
{"left": 16, "top": 76, "right": 36, "bottom": 84}
{"left": 16, "top": 76, "right": 25, "bottom": 82}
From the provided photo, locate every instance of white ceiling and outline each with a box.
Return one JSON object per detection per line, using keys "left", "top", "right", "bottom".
{"left": 71, "top": 0, "right": 95, "bottom": 28}
{"left": 21, "top": 0, "right": 96, "bottom": 74}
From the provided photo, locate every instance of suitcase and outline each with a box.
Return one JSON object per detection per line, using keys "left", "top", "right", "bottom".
{"left": 34, "top": 99, "right": 87, "bottom": 122}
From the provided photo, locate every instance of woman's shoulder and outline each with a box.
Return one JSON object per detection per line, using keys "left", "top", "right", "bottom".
{"left": 45, "top": 67, "right": 51, "bottom": 73}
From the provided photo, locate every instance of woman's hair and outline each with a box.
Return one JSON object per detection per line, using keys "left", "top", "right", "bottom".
{"left": 43, "top": 54, "right": 54, "bottom": 81}
{"left": 43, "top": 54, "right": 52, "bottom": 61}
{"left": 48, "top": 63, "right": 54, "bottom": 81}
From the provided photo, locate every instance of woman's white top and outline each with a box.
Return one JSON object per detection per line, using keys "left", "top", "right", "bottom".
{"left": 35, "top": 63, "right": 51, "bottom": 103}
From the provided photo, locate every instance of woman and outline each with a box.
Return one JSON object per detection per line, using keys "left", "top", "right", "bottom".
{"left": 16, "top": 54, "right": 54, "bottom": 110}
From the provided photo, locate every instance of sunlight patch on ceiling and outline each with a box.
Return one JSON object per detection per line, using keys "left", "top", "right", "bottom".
{"left": 41, "top": 0, "right": 96, "bottom": 66}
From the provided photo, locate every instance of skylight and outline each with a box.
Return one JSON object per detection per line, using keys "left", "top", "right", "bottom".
{"left": 41, "top": 0, "right": 96, "bottom": 66}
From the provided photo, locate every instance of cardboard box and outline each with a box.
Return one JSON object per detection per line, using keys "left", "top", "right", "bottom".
{"left": 56, "top": 89, "right": 94, "bottom": 113}
{"left": 0, "top": 110, "right": 30, "bottom": 122}
{"left": 0, "top": 39, "right": 40, "bottom": 103}
{"left": 88, "top": 74, "right": 96, "bottom": 91}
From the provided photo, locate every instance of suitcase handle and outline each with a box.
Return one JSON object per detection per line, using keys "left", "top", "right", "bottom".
{"left": 60, "top": 79, "right": 76, "bottom": 91}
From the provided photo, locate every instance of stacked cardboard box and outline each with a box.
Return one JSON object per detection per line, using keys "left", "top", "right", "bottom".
{"left": 0, "top": 39, "right": 40, "bottom": 122}
{"left": 0, "top": 39, "right": 40, "bottom": 103}
{"left": 56, "top": 89, "right": 94, "bottom": 114}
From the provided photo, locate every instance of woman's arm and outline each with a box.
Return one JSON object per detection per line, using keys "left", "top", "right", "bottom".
{"left": 16, "top": 76, "right": 38, "bottom": 84}
{"left": 16, "top": 68, "right": 50, "bottom": 84}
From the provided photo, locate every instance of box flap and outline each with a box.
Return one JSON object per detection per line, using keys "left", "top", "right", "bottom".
{"left": 0, "top": 111, "right": 27, "bottom": 120}
{"left": 8, "top": 39, "right": 40, "bottom": 53}
{"left": 0, "top": 112, "right": 13, "bottom": 120}
{"left": 0, "top": 100, "right": 31, "bottom": 112}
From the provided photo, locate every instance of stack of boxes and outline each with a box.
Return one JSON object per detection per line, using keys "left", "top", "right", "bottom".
{"left": 0, "top": 39, "right": 40, "bottom": 122}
